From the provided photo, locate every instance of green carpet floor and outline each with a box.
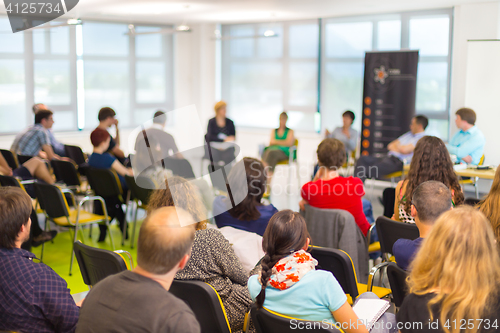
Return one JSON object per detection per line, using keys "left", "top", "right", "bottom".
{"left": 30, "top": 221, "right": 143, "bottom": 294}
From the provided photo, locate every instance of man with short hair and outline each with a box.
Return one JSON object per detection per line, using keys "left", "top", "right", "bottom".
{"left": 13, "top": 110, "right": 63, "bottom": 160}
{"left": 393, "top": 181, "right": 453, "bottom": 270}
{"left": 446, "top": 107, "right": 485, "bottom": 165}
{"left": 76, "top": 207, "right": 201, "bottom": 333}
{"left": 354, "top": 115, "right": 428, "bottom": 182}
{"left": 96, "top": 107, "right": 126, "bottom": 162}
{"left": 0, "top": 187, "right": 80, "bottom": 332}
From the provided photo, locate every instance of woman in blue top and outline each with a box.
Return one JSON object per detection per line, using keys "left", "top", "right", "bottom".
{"left": 249, "top": 210, "right": 386, "bottom": 333}
{"left": 88, "top": 128, "right": 134, "bottom": 242}
{"left": 213, "top": 157, "right": 277, "bottom": 236}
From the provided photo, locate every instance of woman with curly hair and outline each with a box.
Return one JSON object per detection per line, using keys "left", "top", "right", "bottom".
{"left": 393, "top": 136, "right": 464, "bottom": 223}
{"left": 397, "top": 206, "right": 500, "bottom": 333}
{"left": 147, "top": 176, "right": 252, "bottom": 333}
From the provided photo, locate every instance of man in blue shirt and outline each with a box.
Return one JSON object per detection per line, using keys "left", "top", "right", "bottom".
{"left": 355, "top": 115, "right": 428, "bottom": 182}
{"left": 0, "top": 187, "right": 80, "bottom": 332}
{"left": 393, "top": 181, "right": 453, "bottom": 270}
{"left": 446, "top": 108, "right": 485, "bottom": 165}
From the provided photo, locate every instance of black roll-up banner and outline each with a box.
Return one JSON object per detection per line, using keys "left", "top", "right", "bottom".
{"left": 360, "top": 51, "right": 419, "bottom": 157}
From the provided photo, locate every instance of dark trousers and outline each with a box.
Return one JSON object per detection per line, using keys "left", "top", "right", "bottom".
{"left": 94, "top": 196, "right": 127, "bottom": 242}
{"left": 354, "top": 155, "right": 403, "bottom": 183}
{"left": 21, "top": 209, "right": 43, "bottom": 251}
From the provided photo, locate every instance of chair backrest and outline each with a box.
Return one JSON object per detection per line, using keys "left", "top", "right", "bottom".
{"left": 65, "top": 145, "right": 87, "bottom": 165}
{"left": 86, "top": 168, "right": 123, "bottom": 198}
{"left": 169, "top": 280, "right": 231, "bottom": 333}
{"left": 386, "top": 262, "right": 409, "bottom": 307}
{"left": 51, "top": 160, "right": 81, "bottom": 187}
{"left": 0, "top": 174, "right": 22, "bottom": 188}
{"left": 251, "top": 304, "right": 340, "bottom": 333}
{"left": 375, "top": 216, "right": 420, "bottom": 257}
{"left": 34, "top": 183, "right": 70, "bottom": 219}
{"left": 163, "top": 156, "right": 196, "bottom": 179}
{"left": 124, "top": 175, "right": 153, "bottom": 205}
{"left": 309, "top": 247, "right": 359, "bottom": 300}
{"left": 479, "top": 154, "right": 485, "bottom": 166}
{"left": 73, "top": 241, "right": 128, "bottom": 287}
{"left": 0, "top": 149, "right": 19, "bottom": 169}
{"left": 17, "top": 155, "right": 33, "bottom": 165}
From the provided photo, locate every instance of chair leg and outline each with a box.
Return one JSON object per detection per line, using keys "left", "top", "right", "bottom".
{"left": 475, "top": 177, "right": 479, "bottom": 199}
{"left": 131, "top": 203, "right": 139, "bottom": 249}
{"left": 70, "top": 226, "right": 78, "bottom": 276}
{"left": 122, "top": 202, "right": 129, "bottom": 246}
{"left": 107, "top": 222, "right": 115, "bottom": 250}
{"left": 88, "top": 224, "right": 92, "bottom": 239}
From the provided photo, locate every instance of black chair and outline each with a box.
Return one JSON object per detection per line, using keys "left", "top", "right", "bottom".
{"left": 73, "top": 241, "right": 131, "bottom": 287}
{"left": 464, "top": 198, "right": 480, "bottom": 206}
{"left": 0, "top": 149, "right": 19, "bottom": 169}
{"left": 65, "top": 145, "right": 87, "bottom": 165}
{"left": 375, "top": 216, "right": 419, "bottom": 261}
{"left": 386, "top": 262, "right": 409, "bottom": 307}
{"left": 170, "top": 280, "right": 231, "bottom": 333}
{"left": 34, "top": 182, "right": 113, "bottom": 275}
{"left": 163, "top": 156, "right": 196, "bottom": 179}
{"left": 382, "top": 187, "right": 396, "bottom": 218}
{"left": 251, "top": 304, "right": 340, "bottom": 333}
{"left": 0, "top": 174, "right": 37, "bottom": 198}
{"left": 51, "top": 160, "right": 83, "bottom": 189}
{"left": 17, "top": 154, "right": 34, "bottom": 165}
{"left": 124, "top": 175, "right": 153, "bottom": 248}
{"left": 309, "top": 247, "right": 391, "bottom": 303}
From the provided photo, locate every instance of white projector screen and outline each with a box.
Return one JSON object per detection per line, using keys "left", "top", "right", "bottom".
{"left": 464, "top": 40, "right": 500, "bottom": 166}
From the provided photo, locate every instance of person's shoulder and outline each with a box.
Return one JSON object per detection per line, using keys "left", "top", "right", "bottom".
{"left": 197, "top": 228, "right": 225, "bottom": 241}
{"left": 393, "top": 238, "right": 415, "bottom": 251}
{"left": 344, "top": 176, "right": 363, "bottom": 185}
{"left": 226, "top": 117, "right": 235, "bottom": 125}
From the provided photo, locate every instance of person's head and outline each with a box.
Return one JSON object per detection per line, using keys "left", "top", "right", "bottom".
{"left": 227, "top": 157, "right": 266, "bottom": 221}
{"left": 0, "top": 187, "right": 33, "bottom": 249}
{"left": 411, "top": 181, "right": 452, "bottom": 227}
{"left": 404, "top": 136, "right": 464, "bottom": 213}
{"left": 32, "top": 103, "right": 47, "bottom": 114}
{"left": 90, "top": 128, "right": 111, "bottom": 150}
{"left": 478, "top": 166, "right": 500, "bottom": 242}
{"left": 214, "top": 101, "right": 227, "bottom": 118}
{"left": 256, "top": 210, "right": 310, "bottom": 308}
{"left": 455, "top": 108, "right": 476, "bottom": 129}
{"left": 408, "top": 206, "right": 500, "bottom": 333}
{"left": 410, "top": 115, "right": 428, "bottom": 134}
{"left": 279, "top": 112, "right": 288, "bottom": 128}
{"left": 153, "top": 110, "right": 167, "bottom": 126}
{"left": 147, "top": 175, "right": 208, "bottom": 230}
{"left": 317, "top": 138, "right": 346, "bottom": 170}
{"left": 342, "top": 110, "right": 355, "bottom": 127}
{"left": 34, "top": 110, "right": 54, "bottom": 129}
{"left": 98, "top": 107, "right": 117, "bottom": 127}
{"left": 137, "top": 207, "right": 196, "bottom": 275}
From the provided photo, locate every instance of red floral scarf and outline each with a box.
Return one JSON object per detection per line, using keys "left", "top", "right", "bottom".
{"left": 264, "top": 250, "right": 318, "bottom": 291}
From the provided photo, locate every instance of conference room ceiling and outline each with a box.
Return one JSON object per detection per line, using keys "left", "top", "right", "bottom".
{"left": 0, "top": 0, "right": 495, "bottom": 25}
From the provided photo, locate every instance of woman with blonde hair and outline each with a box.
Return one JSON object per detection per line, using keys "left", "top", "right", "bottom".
{"left": 397, "top": 206, "right": 500, "bottom": 333}
{"left": 147, "top": 176, "right": 252, "bottom": 333}
{"left": 205, "top": 100, "right": 236, "bottom": 166}
{"left": 478, "top": 165, "right": 500, "bottom": 242}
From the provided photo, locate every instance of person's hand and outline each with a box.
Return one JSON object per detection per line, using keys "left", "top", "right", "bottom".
{"left": 462, "top": 155, "right": 473, "bottom": 164}
{"left": 224, "top": 136, "right": 235, "bottom": 142}
{"left": 75, "top": 298, "right": 85, "bottom": 307}
{"left": 325, "top": 129, "right": 331, "bottom": 137}
{"left": 39, "top": 151, "right": 48, "bottom": 159}
{"left": 127, "top": 168, "right": 134, "bottom": 177}
{"left": 114, "top": 118, "right": 119, "bottom": 127}
{"left": 299, "top": 199, "right": 307, "bottom": 211}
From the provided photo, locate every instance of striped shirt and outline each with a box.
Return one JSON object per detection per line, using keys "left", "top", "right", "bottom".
{"left": 15, "top": 124, "right": 50, "bottom": 156}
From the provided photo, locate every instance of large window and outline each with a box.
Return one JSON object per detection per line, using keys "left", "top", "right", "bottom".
{"left": 221, "top": 20, "right": 319, "bottom": 131}
{"left": 322, "top": 9, "right": 453, "bottom": 139}
{"left": 0, "top": 17, "right": 174, "bottom": 133}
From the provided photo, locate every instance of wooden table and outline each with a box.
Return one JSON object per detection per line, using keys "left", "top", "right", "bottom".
{"left": 455, "top": 168, "right": 496, "bottom": 180}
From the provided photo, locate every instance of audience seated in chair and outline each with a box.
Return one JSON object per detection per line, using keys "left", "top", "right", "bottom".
{"left": 76, "top": 207, "right": 201, "bottom": 333}
{"left": 325, "top": 110, "right": 358, "bottom": 155}
{"left": 354, "top": 115, "right": 428, "bottom": 183}
{"left": 214, "top": 157, "right": 277, "bottom": 236}
{"left": 392, "top": 181, "right": 453, "bottom": 270}
{"left": 393, "top": 136, "right": 464, "bottom": 223}
{"left": 446, "top": 107, "right": 485, "bottom": 165}
{"left": 300, "top": 138, "right": 371, "bottom": 237}
{"left": 95, "top": 107, "right": 126, "bottom": 164}
{"left": 88, "top": 128, "right": 133, "bottom": 241}
{"left": 147, "top": 175, "right": 252, "bottom": 333}
{"left": 205, "top": 100, "right": 236, "bottom": 166}
{"left": 0, "top": 187, "right": 80, "bottom": 333}
{"left": 248, "top": 210, "right": 396, "bottom": 333}
{"left": 396, "top": 206, "right": 500, "bottom": 333}
{"left": 478, "top": 165, "right": 500, "bottom": 242}
{"left": 11, "top": 109, "right": 67, "bottom": 161}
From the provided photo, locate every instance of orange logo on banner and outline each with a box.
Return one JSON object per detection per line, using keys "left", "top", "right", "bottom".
{"left": 363, "top": 119, "right": 371, "bottom": 127}
{"left": 362, "top": 151, "right": 369, "bottom": 156}
{"left": 362, "top": 140, "right": 370, "bottom": 148}
{"left": 364, "top": 97, "right": 372, "bottom": 105}
{"left": 364, "top": 108, "right": 371, "bottom": 116}
{"left": 363, "top": 129, "right": 370, "bottom": 137}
